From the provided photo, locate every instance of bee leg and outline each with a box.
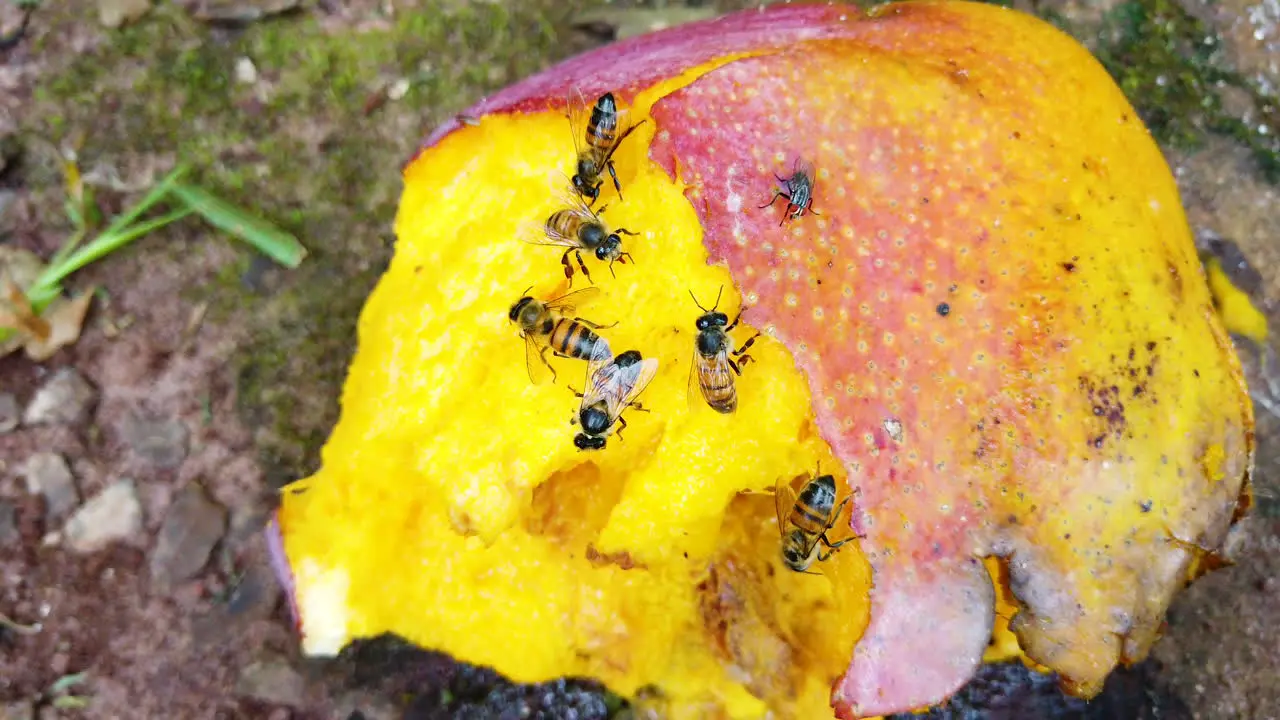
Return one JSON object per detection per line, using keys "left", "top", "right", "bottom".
{"left": 607, "top": 160, "right": 623, "bottom": 199}
{"left": 568, "top": 385, "right": 584, "bottom": 399}
{"left": 539, "top": 346, "right": 559, "bottom": 382}
{"left": 735, "top": 353, "right": 755, "bottom": 370}
{"left": 614, "top": 227, "right": 639, "bottom": 236}
{"left": 733, "top": 332, "right": 761, "bottom": 358}
{"left": 819, "top": 533, "right": 853, "bottom": 550}
{"left": 614, "top": 414, "right": 628, "bottom": 440}
{"left": 575, "top": 251, "right": 594, "bottom": 285}
{"left": 560, "top": 250, "right": 576, "bottom": 284}
{"left": 727, "top": 357, "right": 742, "bottom": 376}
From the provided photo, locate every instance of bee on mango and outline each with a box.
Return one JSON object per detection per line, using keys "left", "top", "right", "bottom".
{"left": 688, "top": 286, "right": 760, "bottom": 414}
{"left": 509, "top": 287, "right": 615, "bottom": 385}
{"left": 570, "top": 349, "right": 659, "bottom": 451}
{"left": 527, "top": 197, "right": 638, "bottom": 287}
{"left": 774, "top": 469, "right": 859, "bottom": 573}
{"left": 566, "top": 90, "right": 646, "bottom": 204}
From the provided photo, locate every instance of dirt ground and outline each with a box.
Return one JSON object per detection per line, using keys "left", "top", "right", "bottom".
{"left": 1, "top": 0, "right": 1277, "bottom": 719}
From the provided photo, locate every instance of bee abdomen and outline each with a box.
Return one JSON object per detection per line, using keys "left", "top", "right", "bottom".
{"left": 551, "top": 318, "right": 607, "bottom": 360}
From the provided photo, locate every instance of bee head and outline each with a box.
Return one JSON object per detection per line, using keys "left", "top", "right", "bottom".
{"left": 596, "top": 233, "right": 623, "bottom": 260}
{"left": 509, "top": 296, "right": 537, "bottom": 325}
{"left": 695, "top": 311, "right": 728, "bottom": 332}
{"left": 581, "top": 406, "right": 612, "bottom": 436}
{"left": 574, "top": 432, "right": 607, "bottom": 451}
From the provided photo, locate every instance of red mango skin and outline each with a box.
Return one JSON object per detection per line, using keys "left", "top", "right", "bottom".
{"left": 407, "top": 1, "right": 1253, "bottom": 717}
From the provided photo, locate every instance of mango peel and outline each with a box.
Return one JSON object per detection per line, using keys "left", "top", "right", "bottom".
{"left": 270, "top": 2, "right": 1255, "bottom": 717}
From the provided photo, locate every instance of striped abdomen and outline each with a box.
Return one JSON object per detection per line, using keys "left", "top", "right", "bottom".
{"left": 696, "top": 354, "right": 738, "bottom": 414}
{"left": 790, "top": 475, "right": 837, "bottom": 535}
{"left": 548, "top": 317, "right": 607, "bottom": 361}
{"left": 586, "top": 93, "right": 620, "bottom": 154}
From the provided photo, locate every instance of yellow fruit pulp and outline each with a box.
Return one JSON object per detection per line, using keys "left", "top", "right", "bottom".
{"left": 278, "top": 68, "right": 891, "bottom": 719}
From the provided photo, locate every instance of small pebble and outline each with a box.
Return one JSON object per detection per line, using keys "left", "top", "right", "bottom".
{"left": 64, "top": 479, "right": 143, "bottom": 553}
{"left": 0, "top": 393, "right": 18, "bottom": 433}
{"left": 23, "top": 368, "right": 97, "bottom": 427}
{"left": 150, "top": 483, "right": 228, "bottom": 589}
{"left": 121, "top": 414, "right": 189, "bottom": 469}
{"left": 236, "top": 651, "right": 306, "bottom": 706}
{"left": 235, "top": 56, "right": 258, "bottom": 84}
{"left": 19, "top": 452, "right": 80, "bottom": 521}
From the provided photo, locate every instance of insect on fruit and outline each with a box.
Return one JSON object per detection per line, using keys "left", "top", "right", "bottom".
{"left": 775, "top": 470, "right": 857, "bottom": 573}
{"left": 570, "top": 349, "right": 659, "bottom": 451}
{"left": 567, "top": 90, "right": 647, "bottom": 204}
{"left": 759, "top": 158, "right": 819, "bottom": 226}
{"left": 509, "top": 286, "right": 615, "bottom": 385}
{"left": 688, "top": 286, "right": 760, "bottom": 414}
{"left": 527, "top": 197, "right": 638, "bottom": 287}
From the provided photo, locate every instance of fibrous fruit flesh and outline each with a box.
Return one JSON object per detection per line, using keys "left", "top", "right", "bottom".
{"left": 271, "top": 2, "right": 1254, "bottom": 718}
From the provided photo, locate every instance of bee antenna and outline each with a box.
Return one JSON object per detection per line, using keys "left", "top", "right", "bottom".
{"left": 688, "top": 289, "right": 708, "bottom": 313}
{"left": 712, "top": 285, "right": 724, "bottom": 312}
{"left": 521, "top": 285, "right": 534, "bottom": 298}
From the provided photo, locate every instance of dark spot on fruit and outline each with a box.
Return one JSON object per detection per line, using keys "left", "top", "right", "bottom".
{"left": 936, "top": 302, "right": 950, "bottom": 317}
{"left": 414, "top": 265, "right": 423, "bottom": 273}
{"left": 1193, "top": 369, "right": 1200, "bottom": 378}
{"left": 948, "top": 283, "right": 958, "bottom": 293}
{"left": 1061, "top": 262, "right": 1076, "bottom": 272}
{"left": 1092, "top": 434, "right": 1106, "bottom": 449}
{"left": 1146, "top": 341, "right": 1157, "bottom": 351}
{"left": 1140, "top": 500, "right": 1153, "bottom": 513}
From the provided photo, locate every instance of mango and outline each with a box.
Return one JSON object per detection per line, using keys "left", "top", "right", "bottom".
{"left": 270, "top": 2, "right": 1254, "bottom": 717}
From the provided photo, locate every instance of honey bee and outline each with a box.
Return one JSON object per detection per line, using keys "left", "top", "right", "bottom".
{"left": 508, "top": 287, "right": 615, "bottom": 385}
{"left": 528, "top": 198, "right": 638, "bottom": 287}
{"left": 567, "top": 90, "right": 646, "bottom": 204}
{"left": 774, "top": 470, "right": 856, "bottom": 573}
{"left": 570, "top": 349, "right": 658, "bottom": 451}
{"left": 687, "top": 286, "right": 760, "bottom": 414}
{"left": 759, "top": 158, "right": 819, "bottom": 226}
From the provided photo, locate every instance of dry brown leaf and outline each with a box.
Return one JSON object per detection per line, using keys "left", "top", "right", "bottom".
{"left": 23, "top": 288, "right": 97, "bottom": 361}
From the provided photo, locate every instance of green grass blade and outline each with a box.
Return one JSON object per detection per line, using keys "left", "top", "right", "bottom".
{"left": 99, "top": 165, "right": 189, "bottom": 238}
{"left": 169, "top": 184, "right": 307, "bottom": 269}
{"left": 30, "top": 208, "right": 194, "bottom": 306}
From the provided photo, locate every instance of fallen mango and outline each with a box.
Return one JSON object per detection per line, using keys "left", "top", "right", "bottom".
{"left": 270, "top": 2, "right": 1254, "bottom": 718}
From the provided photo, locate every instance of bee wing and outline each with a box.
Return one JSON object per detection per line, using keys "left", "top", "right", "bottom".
{"left": 520, "top": 214, "right": 581, "bottom": 250}
{"left": 774, "top": 475, "right": 797, "bottom": 536}
{"left": 685, "top": 350, "right": 702, "bottom": 409}
{"left": 543, "top": 286, "right": 601, "bottom": 315}
{"left": 523, "top": 332, "right": 554, "bottom": 386}
{"left": 698, "top": 351, "right": 735, "bottom": 404}
{"left": 564, "top": 87, "right": 592, "bottom": 160}
{"left": 606, "top": 356, "right": 659, "bottom": 420}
